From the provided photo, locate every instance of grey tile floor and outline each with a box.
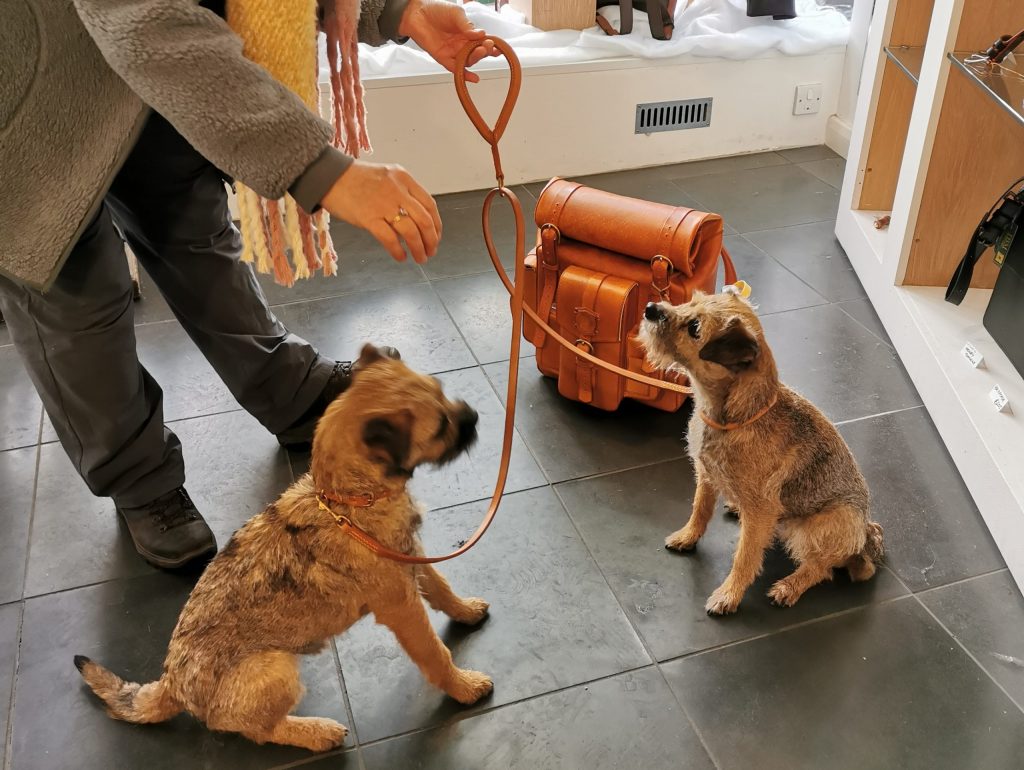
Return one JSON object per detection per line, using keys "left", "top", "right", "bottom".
{"left": 3, "top": 147, "right": 1023, "bottom": 769}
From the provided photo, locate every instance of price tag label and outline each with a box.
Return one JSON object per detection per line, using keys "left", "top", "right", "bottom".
{"left": 989, "top": 384, "right": 1011, "bottom": 413}
{"left": 961, "top": 342, "right": 985, "bottom": 369}
{"left": 994, "top": 223, "right": 1018, "bottom": 267}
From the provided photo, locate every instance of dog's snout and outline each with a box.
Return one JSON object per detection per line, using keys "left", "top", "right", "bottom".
{"left": 645, "top": 302, "right": 667, "bottom": 322}
{"left": 455, "top": 402, "right": 478, "bottom": 441}
{"left": 457, "top": 404, "right": 479, "bottom": 428}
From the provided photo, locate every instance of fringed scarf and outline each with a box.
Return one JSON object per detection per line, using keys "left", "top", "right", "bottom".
{"left": 227, "top": 0, "right": 371, "bottom": 287}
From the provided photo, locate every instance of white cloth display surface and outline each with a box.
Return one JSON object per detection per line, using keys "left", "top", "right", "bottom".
{"left": 348, "top": 0, "right": 850, "bottom": 79}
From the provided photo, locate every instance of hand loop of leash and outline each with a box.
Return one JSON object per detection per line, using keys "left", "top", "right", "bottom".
{"left": 330, "top": 38, "right": 726, "bottom": 564}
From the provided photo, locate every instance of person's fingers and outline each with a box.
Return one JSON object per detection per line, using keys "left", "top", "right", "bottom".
{"left": 390, "top": 214, "right": 427, "bottom": 264}
{"left": 402, "top": 198, "right": 439, "bottom": 257}
{"left": 368, "top": 220, "right": 408, "bottom": 262}
{"left": 399, "top": 170, "right": 442, "bottom": 238}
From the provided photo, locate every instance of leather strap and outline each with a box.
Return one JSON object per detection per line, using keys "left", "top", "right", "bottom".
{"left": 532, "top": 224, "right": 560, "bottom": 347}
{"left": 700, "top": 394, "right": 778, "bottom": 431}
{"left": 574, "top": 271, "right": 606, "bottom": 403}
{"left": 946, "top": 179, "right": 1024, "bottom": 305}
{"left": 324, "top": 38, "right": 737, "bottom": 564}
{"left": 596, "top": 1, "right": 674, "bottom": 39}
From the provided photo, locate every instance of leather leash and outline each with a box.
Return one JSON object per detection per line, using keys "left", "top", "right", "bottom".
{"left": 323, "top": 37, "right": 737, "bottom": 564}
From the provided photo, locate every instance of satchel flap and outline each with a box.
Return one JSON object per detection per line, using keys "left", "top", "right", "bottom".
{"left": 555, "top": 266, "right": 638, "bottom": 344}
{"left": 535, "top": 178, "right": 722, "bottom": 275}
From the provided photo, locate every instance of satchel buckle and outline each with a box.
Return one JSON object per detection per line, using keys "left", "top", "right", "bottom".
{"left": 651, "top": 255, "right": 675, "bottom": 300}
{"left": 540, "top": 223, "right": 561, "bottom": 243}
{"left": 574, "top": 339, "right": 595, "bottom": 355}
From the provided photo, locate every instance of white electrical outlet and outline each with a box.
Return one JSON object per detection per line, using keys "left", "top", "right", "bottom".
{"left": 794, "top": 83, "right": 823, "bottom": 115}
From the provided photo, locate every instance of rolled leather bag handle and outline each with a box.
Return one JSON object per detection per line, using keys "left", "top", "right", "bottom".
{"left": 535, "top": 178, "right": 724, "bottom": 276}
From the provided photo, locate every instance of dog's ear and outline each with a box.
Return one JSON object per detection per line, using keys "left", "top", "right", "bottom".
{"left": 362, "top": 410, "right": 414, "bottom": 477}
{"left": 357, "top": 343, "right": 385, "bottom": 368}
{"left": 699, "top": 318, "right": 760, "bottom": 372}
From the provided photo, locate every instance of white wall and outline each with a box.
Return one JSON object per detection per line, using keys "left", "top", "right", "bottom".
{"left": 829, "top": 0, "right": 873, "bottom": 156}
{"left": 353, "top": 51, "right": 846, "bottom": 194}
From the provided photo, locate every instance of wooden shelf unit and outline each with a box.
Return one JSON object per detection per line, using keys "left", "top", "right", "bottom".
{"left": 836, "top": 0, "right": 1024, "bottom": 592}
{"left": 855, "top": 0, "right": 935, "bottom": 212}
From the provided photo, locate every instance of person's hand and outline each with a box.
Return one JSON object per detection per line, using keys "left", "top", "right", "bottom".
{"left": 321, "top": 160, "right": 441, "bottom": 264}
{"left": 399, "top": 0, "right": 500, "bottom": 83}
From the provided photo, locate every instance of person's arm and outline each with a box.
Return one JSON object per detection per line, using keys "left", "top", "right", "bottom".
{"left": 72, "top": 0, "right": 409, "bottom": 208}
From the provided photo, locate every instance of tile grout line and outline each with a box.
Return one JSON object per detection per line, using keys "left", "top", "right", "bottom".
{"left": 5, "top": 439, "right": 40, "bottom": 770}
{"left": 330, "top": 638, "right": 367, "bottom": 770}
{"left": 477, "top": 362, "right": 558, "bottom": 488}
{"left": 911, "top": 566, "right": 1010, "bottom": 597}
{"left": 885, "top": 565, "right": 1024, "bottom": 718}
{"left": 834, "top": 300, "right": 895, "bottom": 350}
{"left": 718, "top": 231, "right": 834, "bottom": 309}
{"left": 658, "top": 591, "right": 918, "bottom": 669}
{"left": 2, "top": 603, "right": 24, "bottom": 770}
{"left": 17, "top": 440, "right": 42, "bottom": 603}
{"left": 547, "top": 483, "right": 723, "bottom": 770}
{"left": 879, "top": 565, "right": 1024, "bottom": 716}
{"left": 349, "top": 662, "right": 660, "bottom": 755}
{"left": 422, "top": 274, "right": 487, "bottom": 373}
{"left": 833, "top": 404, "right": 924, "bottom": 428}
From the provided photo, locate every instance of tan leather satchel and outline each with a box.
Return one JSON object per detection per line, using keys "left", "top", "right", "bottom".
{"left": 524, "top": 178, "right": 736, "bottom": 412}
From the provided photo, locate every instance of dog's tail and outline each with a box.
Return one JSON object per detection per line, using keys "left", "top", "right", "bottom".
{"left": 863, "top": 521, "right": 885, "bottom": 563}
{"left": 846, "top": 521, "right": 884, "bottom": 582}
{"left": 74, "top": 655, "right": 182, "bottom": 724}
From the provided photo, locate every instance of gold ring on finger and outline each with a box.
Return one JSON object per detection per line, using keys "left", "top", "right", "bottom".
{"left": 389, "top": 208, "right": 409, "bottom": 227}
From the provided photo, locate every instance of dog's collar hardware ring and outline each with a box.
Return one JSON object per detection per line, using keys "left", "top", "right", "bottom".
{"left": 700, "top": 394, "right": 779, "bottom": 431}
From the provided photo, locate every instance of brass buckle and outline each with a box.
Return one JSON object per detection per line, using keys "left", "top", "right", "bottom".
{"left": 574, "top": 339, "right": 595, "bottom": 355}
{"left": 541, "top": 223, "right": 561, "bottom": 243}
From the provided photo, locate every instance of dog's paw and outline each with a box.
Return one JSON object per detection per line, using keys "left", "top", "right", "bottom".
{"left": 767, "top": 580, "right": 800, "bottom": 608}
{"left": 448, "top": 669, "right": 494, "bottom": 705}
{"left": 306, "top": 719, "right": 349, "bottom": 752}
{"left": 705, "top": 586, "right": 742, "bottom": 616}
{"left": 451, "top": 597, "right": 490, "bottom": 626}
{"left": 665, "top": 528, "right": 699, "bottom": 552}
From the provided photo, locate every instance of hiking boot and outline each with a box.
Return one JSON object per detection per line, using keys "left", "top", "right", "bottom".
{"left": 116, "top": 487, "right": 217, "bottom": 569}
{"left": 277, "top": 348, "right": 401, "bottom": 451}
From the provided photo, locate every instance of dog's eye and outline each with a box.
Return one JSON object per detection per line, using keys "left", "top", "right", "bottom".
{"left": 434, "top": 414, "right": 450, "bottom": 439}
{"left": 687, "top": 318, "right": 701, "bottom": 339}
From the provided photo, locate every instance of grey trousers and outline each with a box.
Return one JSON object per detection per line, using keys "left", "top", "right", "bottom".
{"left": 0, "top": 114, "right": 333, "bottom": 508}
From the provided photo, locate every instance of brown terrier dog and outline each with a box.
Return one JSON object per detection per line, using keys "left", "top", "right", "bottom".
{"left": 74, "top": 345, "right": 493, "bottom": 752}
{"left": 639, "top": 290, "right": 883, "bottom": 615}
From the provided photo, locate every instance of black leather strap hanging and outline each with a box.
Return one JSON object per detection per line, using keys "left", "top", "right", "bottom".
{"left": 946, "top": 179, "right": 1024, "bottom": 305}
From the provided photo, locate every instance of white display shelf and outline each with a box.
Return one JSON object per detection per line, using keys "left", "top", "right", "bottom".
{"left": 838, "top": 0, "right": 1024, "bottom": 592}
{"left": 899, "top": 286, "right": 1024, "bottom": 590}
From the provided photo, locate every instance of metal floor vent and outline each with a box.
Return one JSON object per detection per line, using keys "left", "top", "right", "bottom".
{"left": 635, "top": 98, "right": 712, "bottom": 134}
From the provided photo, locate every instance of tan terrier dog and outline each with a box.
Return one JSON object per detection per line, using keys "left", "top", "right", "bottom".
{"left": 639, "top": 290, "right": 883, "bottom": 615}
{"left": 74, "top": 345, "right": 493, "bottom": 752}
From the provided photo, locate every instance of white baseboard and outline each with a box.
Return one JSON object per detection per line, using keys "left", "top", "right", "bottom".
{"left": 825, "top": 114, "right": 852, "bottom": 158}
